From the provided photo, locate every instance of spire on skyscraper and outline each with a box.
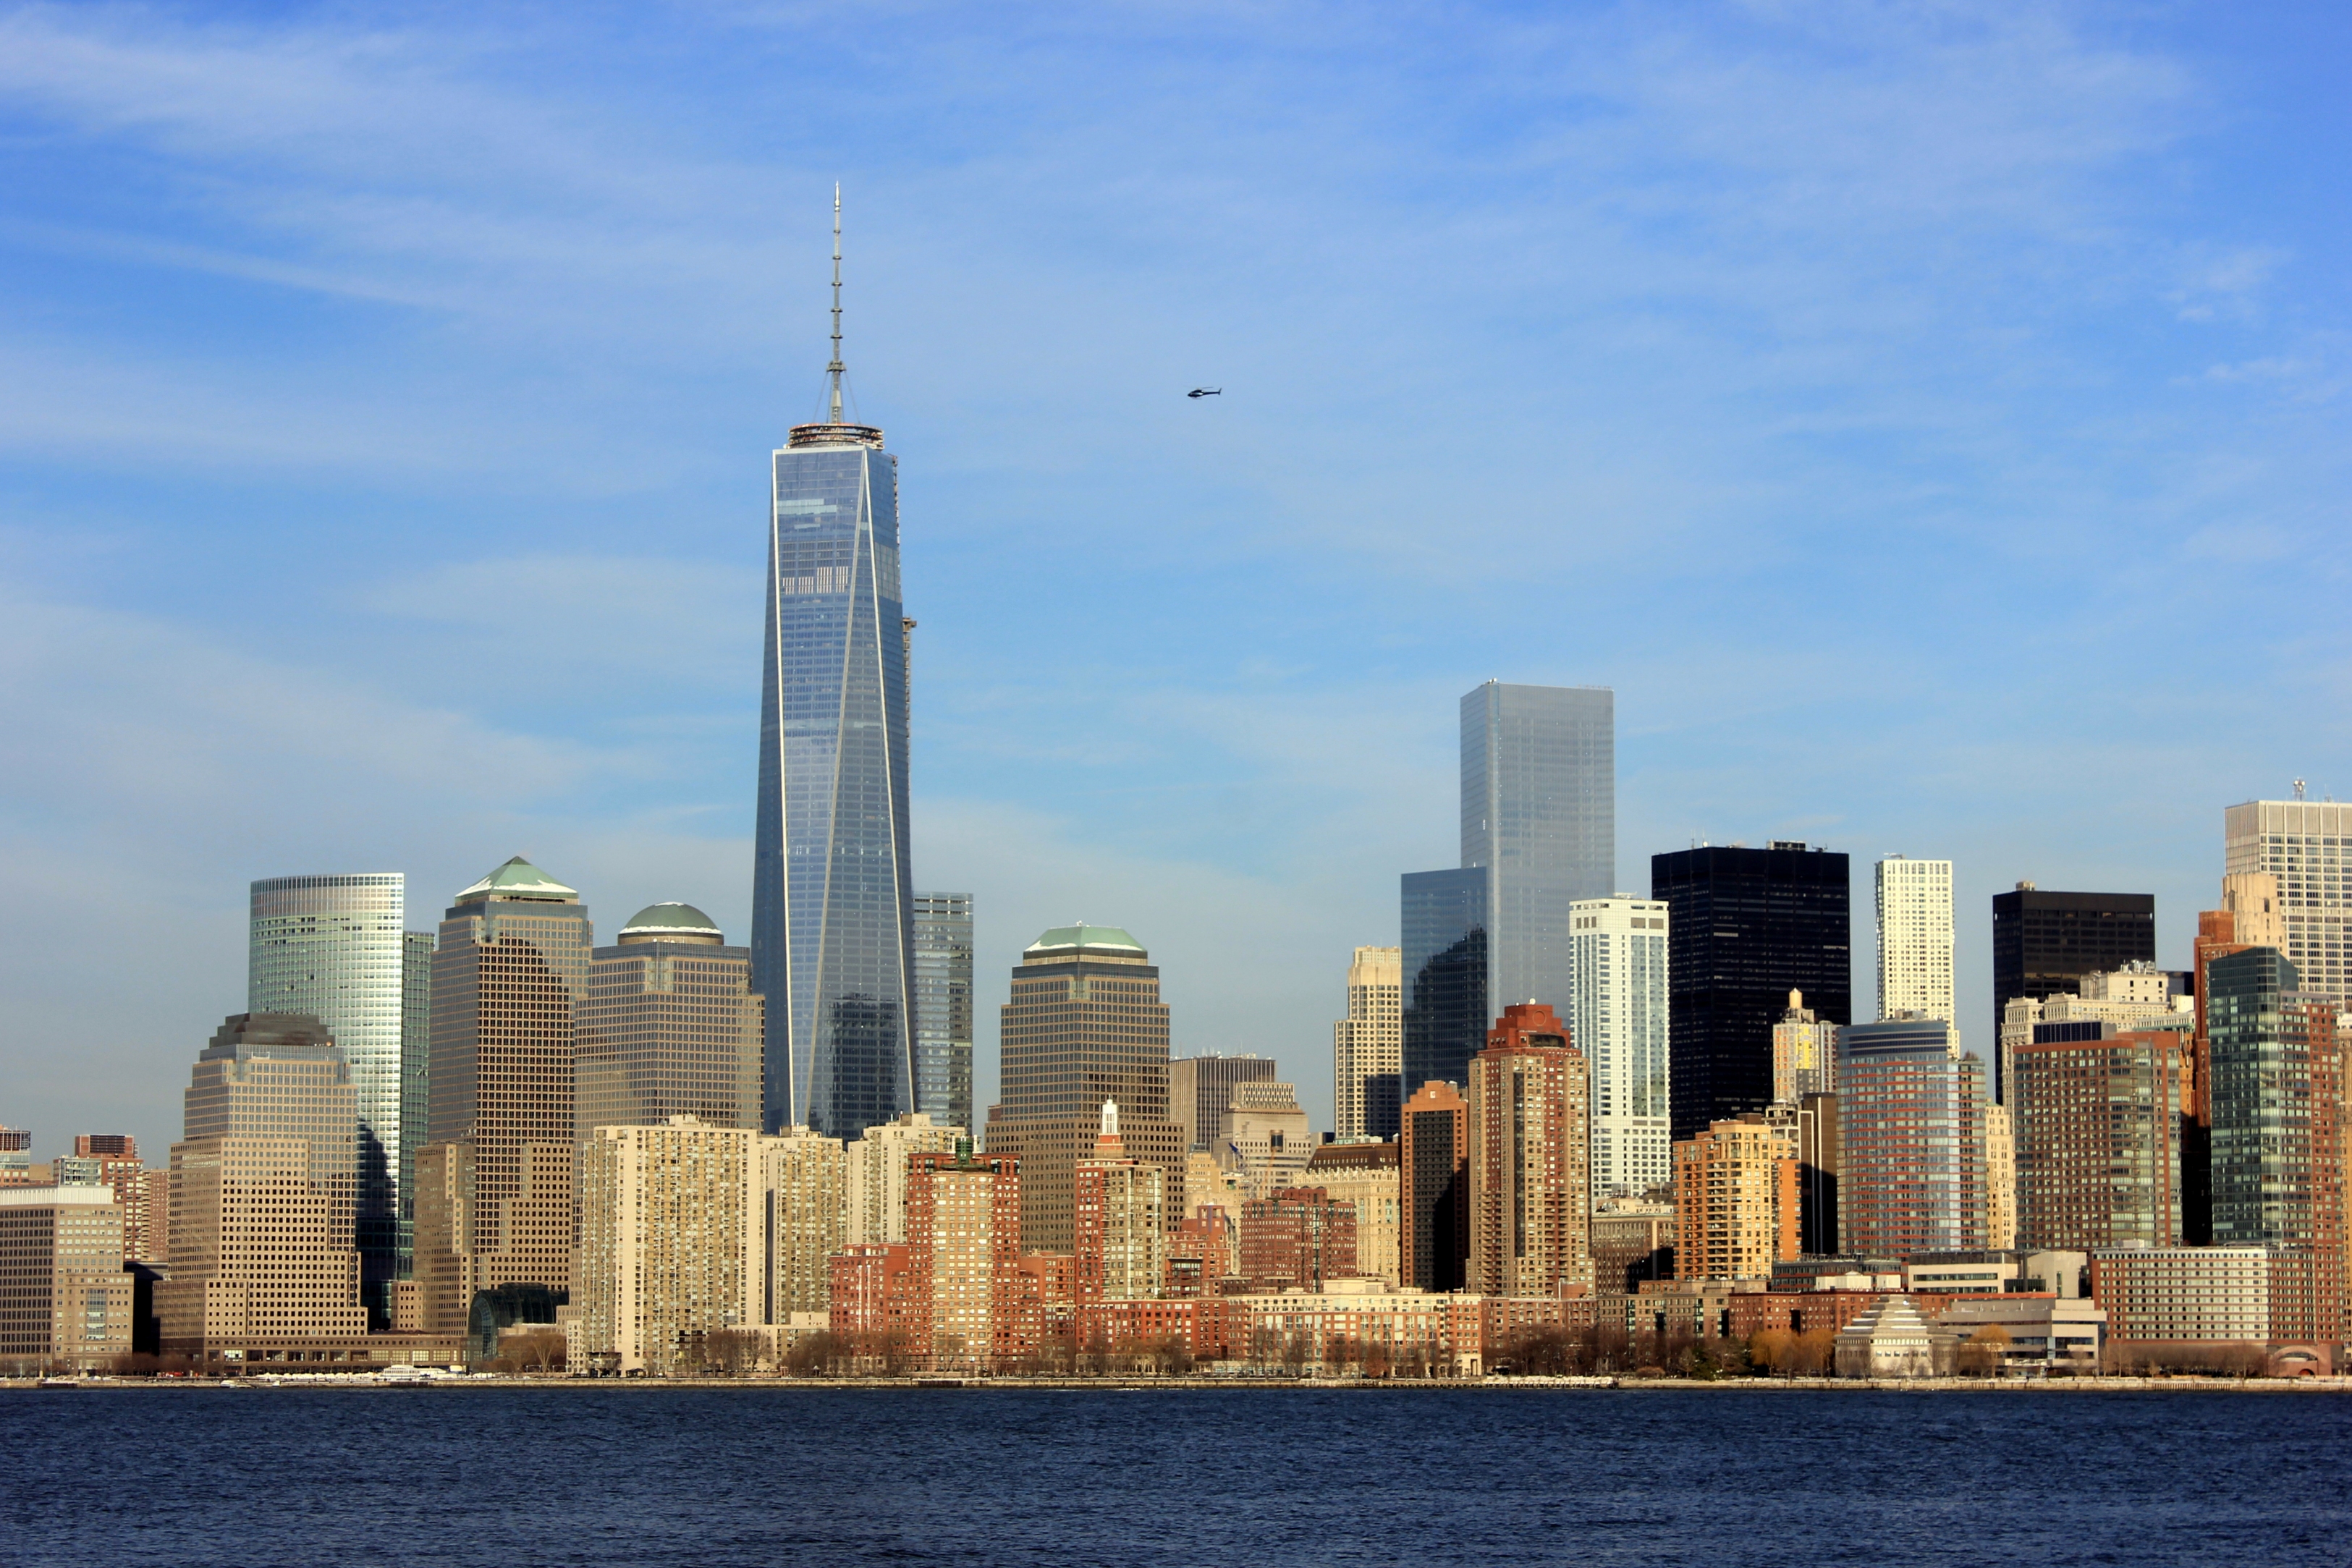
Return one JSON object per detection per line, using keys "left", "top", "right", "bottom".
{"left": 826, "top": 181, "right": 845, "bottom": 425}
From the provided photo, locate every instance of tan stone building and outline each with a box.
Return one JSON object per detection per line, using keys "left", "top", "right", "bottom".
{"left": 985, "top": 925, "right": 1183, "bottom": 1253}
{"left": 1305, "top": 1140, "right": 1401, "bottom": 1285}
{"left": 1672, "top": 1112, "right": 1798, "bottom": 1282}
{"left": 576, "top": 1116, "right": 763, "bottom": 1375}
{"left": 1074, "top": 1103, "right": 1165, "bottom": 1302}
{"left": 577, "top": 902, "right": 763, "bottom": 1137}
{"left": 1332, "top": 946, "right": 1402, "bottom": 1142}
{"left": 1465, "top": 1005, "right": 1592, "bottom": 1297}
{"left": 0, "top": 1186, "right": 133, "bottom": 1372}
{"left": 845, "top": 1112, "right": 962, "bottom": 1245}
{"left": 414, "top": 857, "right": 591, "bottom": 1335}
{"left": 1215, "top": 1080, "right": 1313, "bottom": 1200}
{"left": 159, "top": 1014, "right": 371, "bottom": 1358}
{"left": 763, "top": 1125, "right": 843, "bottom": 1318}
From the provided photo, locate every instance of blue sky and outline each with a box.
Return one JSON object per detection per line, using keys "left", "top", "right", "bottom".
{"left": 1, "top": 0, "right": 2346, "bottom": 1161}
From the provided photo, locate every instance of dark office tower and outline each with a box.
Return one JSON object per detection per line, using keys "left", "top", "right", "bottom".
{"left": 2207, "top": 949, "right": 2345, "bottom": 1341}
{"left": 984, "top": 925, "right": 1185, "bottom": 1253}
{"left": 751, "top": 190, "right": 915, "bottom": 1140}
{"left": 1401, "top": 867, "right": 1489, "bottom": 1094}
{"left": 1989, "top": 885, "right": 2155, "bottom": 1094}
{"left": 1399, "top": 1079, "right": 1469, "bottom": 1292}
{"left": 912, "top": 894, "right": 975, "bottom": 1134}
{"left": 1652, "top": 843, "right": 1851, "bottom": 1143}
{"left": 1462, "top": 682, "right": 1615, "bottom": 1018}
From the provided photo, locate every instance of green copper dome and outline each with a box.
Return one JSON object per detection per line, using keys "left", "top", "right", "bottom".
{"left": 1025, "top": 922, "right": 1145, "bottom": 955}
{"left": 454, "top": 855, "right": 578, "bottom": 903}
{"left": 620, "top": 902, "right": 723, "bottom": 938}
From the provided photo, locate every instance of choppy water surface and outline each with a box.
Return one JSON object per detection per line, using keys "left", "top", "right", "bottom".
{"left": 9, "top": 1386, "right": 2348, "bottom": 1566}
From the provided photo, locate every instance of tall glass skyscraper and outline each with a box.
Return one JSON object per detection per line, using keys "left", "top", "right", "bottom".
{"left": 1461, "top": 682, "right": 1615, "bottom": 1020}
{"left": 248, "top": 873, "right": 431, "bottom": 1323}
{"left": 1401, "top": 866, "right": 1489, "bottom": 1093}
{"left": 912, "top": 892, "right": 974, "bottom": 1133}
{"left": 750, "top": 223, "right": 915, "bottom": 1138}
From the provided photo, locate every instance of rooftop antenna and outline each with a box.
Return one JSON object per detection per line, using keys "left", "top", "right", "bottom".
{"left": 826, "top": 183, "right": 846, "bottom": 425}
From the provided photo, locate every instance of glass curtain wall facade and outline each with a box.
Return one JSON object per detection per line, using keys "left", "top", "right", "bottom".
{"left": 1653, "top": 843, "right": 1851, "bottom": 1142}
{"left": 913, "top": 893, "right": 976, "bottom": 1134}
{"left": 248, "top": 873, "right": 423, "bottom": 1323}
{"left": 753, "top": 424, "right": 915, "bottom": 1138}
{"left": 1401, "top": 868, "right": 1489, "bottom": 1094}
{"left": 1461, "top": 682, "right": 1615, "bottom": 1020}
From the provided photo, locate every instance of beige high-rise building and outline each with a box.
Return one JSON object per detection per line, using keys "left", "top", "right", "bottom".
{"left": 0, "top": 1186, "right": 134, "bottom": 1372}
{"left": 1465, "top": 1004, "right": 1592, "bottom": 1297}
{"left": 1877, "top": 856, "right": 1955, "bottom": 1027}
{"left": 1332, "top": 946, "right": 1402, "bottom": 1143}
{"left": 1305, "top": 1140, "right": 1401, "bottom": 1285}
{"left": 1772, "top": 990, "right": 1838, "bottom": 1103}
{"left": 1672, "top": 1112, "right": 1797, "bottom": 1281}
{"left": 158, "top": 1014, "right": 370, "bottom": 1357}
{"left": 576, "top": 1116, "right": 762, "bottom": 1375}
{"left": 1169, "top": 1054, "right": 1277, "bottom": 1153}
{"left": 415, "top": 857, "right": 591, "bottom": 1334}
{"left": 1982, "top": 1103, "right": 2018, "bottom": 1250}
{"left": 578, "top": 903, "right": 763, "bottom": 1136}
{"left": 1215, "top": 1080, "right": 1313, "bottom": 1200}
{"left": 2227, "top": 796, "right": 2351, "bottom": 999}
{"left": 1182, "top": 1149, "right": 1243, "bottom": 1231}
{"left": 845, "top": 1112, "right": 963, "bottom": 1245}
{"left": 763, "top": 1125, "right": 844, "bottom": 1318}
{"left": 1073, "top": 1102, "right": 1165, "bottom": 1302}
{"left": 985, "top": 925, "right": 1185, "bottom": 1253}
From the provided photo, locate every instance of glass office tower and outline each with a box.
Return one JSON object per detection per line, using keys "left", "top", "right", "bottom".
{"left": 1653, "top": 842, "right": 1852, "bottom": 1141}
{"left": 1402, "top": 867, "right": 1489, "bottom": 1093}
{"left": 752, "top": 418, "right": 915, "bottom": 1138}
{"left": 912, "top": 892, "right": 975, "bottom": 1134}
{"left": 1461, "top": 682, "right": 1615, "bottom": 1020}
{"left": 249, "top": 873, "right": 428, "bottom": 1323}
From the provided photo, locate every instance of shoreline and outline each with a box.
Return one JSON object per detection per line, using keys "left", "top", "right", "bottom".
{"left": 11, "top": 1373, "right": 2351, "bottom": 1394}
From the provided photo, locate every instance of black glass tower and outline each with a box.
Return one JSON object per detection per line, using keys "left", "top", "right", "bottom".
{"left": 1652, "top": 842, "right": 1851, "bottom": 1141}
{"left": 1401, "top": 867, "right": 1488, "bottom": 1094}
{"left": 1990, "top": 886, "right": 2155, "bottom": 1084}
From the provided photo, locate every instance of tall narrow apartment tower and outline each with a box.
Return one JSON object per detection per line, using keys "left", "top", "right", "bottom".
{"left": 1461, "top": 682, "right": 1615, "bottom": 1020}
{"left": 752, "top": 191, "right": 915, "bottom": 1138}
{"left": 1875, "top": 856, "right": 1955, "bottom": 1027}
{"left": 1332, "top": 946, "right": 1403, "bottom": 1142}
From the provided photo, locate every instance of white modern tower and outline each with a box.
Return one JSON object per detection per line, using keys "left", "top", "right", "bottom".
{"left": 1570, "top": 897, "right": 1670, "bottom": 1198}
{"left": 1876, "top": 856, "right": 1955, "bottom": 1026}
{"left": 2225, "top": 794, "right": 2351, "bottom": 1000}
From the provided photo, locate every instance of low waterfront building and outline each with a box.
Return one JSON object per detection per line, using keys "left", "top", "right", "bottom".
{"left": 2090, "top": 1243, "right": 2316, "bottom": 1354}
{"left": 1832, "top": 1295, "right": 1957, "bottom": 1378}
{"left": 0, "top": 1186, "right": 132, "bottom": 1372}
{"left": 1937, "top": 1294, "right": 2106, "bottom": 1370}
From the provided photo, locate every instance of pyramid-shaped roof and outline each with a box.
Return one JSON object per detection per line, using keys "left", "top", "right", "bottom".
{"left": 454, "top": 856, "right": 578, "bottom": 904}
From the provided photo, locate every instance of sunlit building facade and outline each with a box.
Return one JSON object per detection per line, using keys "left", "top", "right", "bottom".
{"left": 1570, "top": 897, "right": 1670, "bottom": 1198}
{"left": 577, "top": 902, "right": 763, "bottom": 1136}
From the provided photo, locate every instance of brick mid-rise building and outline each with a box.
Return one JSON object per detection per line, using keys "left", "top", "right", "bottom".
{"left": 1466, "top": 1004, "right": 1592, "bottom": 1297}
{"left": 1238, "top": 1187, "right": 1358, "bottom": 1292}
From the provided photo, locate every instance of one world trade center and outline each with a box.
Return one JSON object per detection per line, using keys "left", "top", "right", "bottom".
{"left": 751, "top": 190, "right": 915, "bottom": 1137}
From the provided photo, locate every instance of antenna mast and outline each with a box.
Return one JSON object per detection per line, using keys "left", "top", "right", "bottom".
{"left": 826, "top": 183, "right": 845, "bottom": 424}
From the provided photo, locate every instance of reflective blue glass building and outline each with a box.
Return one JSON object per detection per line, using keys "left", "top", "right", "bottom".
{"left": 752, "top": 419, "right": 915, "bottom": 1138}
{"left": 1401, "top": 866, "right": 1489, "bottom": 1093}
{"left": 1461, "top": 682, "right": 1616, "bottom": 1021}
